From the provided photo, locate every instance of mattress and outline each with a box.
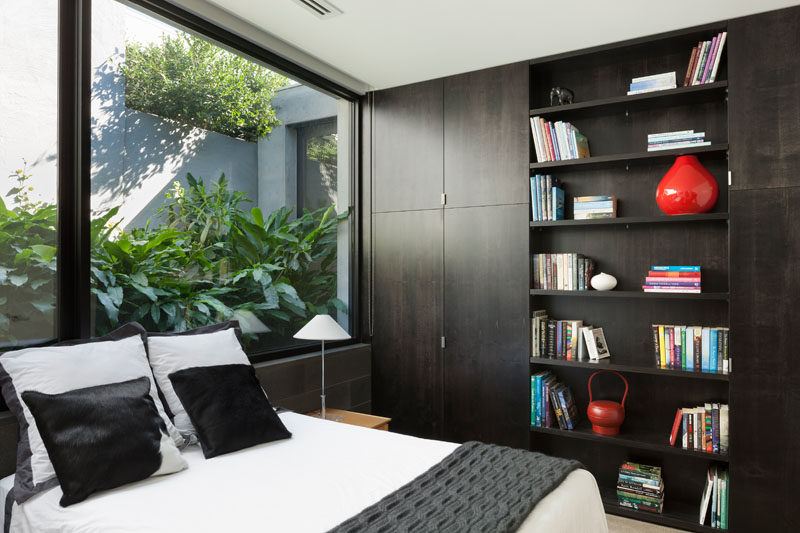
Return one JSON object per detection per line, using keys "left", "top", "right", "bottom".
{"left": 1, "top": 412, "right": 607, "bottom": 532}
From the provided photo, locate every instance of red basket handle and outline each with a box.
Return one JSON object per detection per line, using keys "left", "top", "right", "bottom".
{"left": 588, "top": 370, "right": 628, "bottom": 408}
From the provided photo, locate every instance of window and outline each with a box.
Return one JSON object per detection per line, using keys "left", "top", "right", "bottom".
{"left": 88, "top": 0, "right": 354, "bottom": 356}
{"left": 0, "top": 1, "right": 58, "bottom": 348}
{"left": 0, "top": 0, "right": 357, "bottom": 357}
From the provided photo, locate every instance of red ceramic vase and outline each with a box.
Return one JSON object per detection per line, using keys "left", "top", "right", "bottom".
{"left": 656, "top": 155, "right": 719, "bottom": 215}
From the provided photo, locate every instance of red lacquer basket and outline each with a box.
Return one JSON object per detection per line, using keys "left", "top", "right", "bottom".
{"left": 587, "top": 370, "right": 628, "bottom": 435}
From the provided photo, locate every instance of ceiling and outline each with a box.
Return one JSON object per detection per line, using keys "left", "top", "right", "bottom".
{"left": 207, "top": 0, "right": 800, "bottom": 90}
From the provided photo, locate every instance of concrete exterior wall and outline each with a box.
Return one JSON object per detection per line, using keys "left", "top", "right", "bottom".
{"left": 257, "top": 84, "right": 337, "bottom": 214}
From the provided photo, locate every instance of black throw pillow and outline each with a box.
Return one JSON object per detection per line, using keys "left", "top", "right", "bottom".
{"left": 168, "top": 364, "right": 291, "bottom": 458}
{"left": 21, "top": 377, "right": 186, "bottom": 507}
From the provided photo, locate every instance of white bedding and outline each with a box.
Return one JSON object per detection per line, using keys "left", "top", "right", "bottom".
{"left": 1, "top": 412, "right": 607, "bottom": 532}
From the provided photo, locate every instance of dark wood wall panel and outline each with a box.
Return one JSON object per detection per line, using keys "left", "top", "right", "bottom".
{"left": 371, "top": 210, "right": 444, "bottom": 438}
{"left": 728, "top": 7, "right": 800, "bottom": 191}
{"left": 443, "top": 204, "right": 529, "bottom": 448}
{"left": 729, "top": 188, "right": 800, "bottom": 532}
{"left": 373, "top": 79, "right": 443, "bottom": 212}
{"left": 444, "top": 62, "right": 529, "bottom": 208}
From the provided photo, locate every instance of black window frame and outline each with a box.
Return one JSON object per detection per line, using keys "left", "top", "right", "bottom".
{"left": 53, "top": 0, "right": 360, "bottom": 362}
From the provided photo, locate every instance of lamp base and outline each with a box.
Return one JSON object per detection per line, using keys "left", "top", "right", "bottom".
{"left": 307, "top": 410, "right": 344, "bottom": 422}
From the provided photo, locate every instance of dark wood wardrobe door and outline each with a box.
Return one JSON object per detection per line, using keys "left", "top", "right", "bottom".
{"left": 729, "top": 190, "right": 800, "bottom": 532}
{"left": 728, "top": 6, "right": 800, "bottom": 191}
{"left": 373, "top": 79, "right": 443, "bottom": 212}
{"left": 443, "top": 204, "right": 529, "bottom": 448}
{"left": 371, "top": 210, "right": 444, "bottom": 438}
{"left": 443, "top": 62, "right": 529, "bottom": 208}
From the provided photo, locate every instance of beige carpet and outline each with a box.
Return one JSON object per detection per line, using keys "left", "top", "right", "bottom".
{"left": 607, "top": 514, "right": 688, "bottom": 532}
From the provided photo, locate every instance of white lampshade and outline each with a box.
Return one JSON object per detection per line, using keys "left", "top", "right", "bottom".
{"left": 293, "top": 314, "right": 350, "bottom": 341}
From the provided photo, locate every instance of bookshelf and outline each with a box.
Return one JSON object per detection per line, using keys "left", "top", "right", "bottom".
{"left": 528, "top": 23, "right": 730, "bottom": 533}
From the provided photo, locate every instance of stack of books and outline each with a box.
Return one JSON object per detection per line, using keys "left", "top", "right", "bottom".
{"left": 573, "top": 195, "right": 617, "bottom": 219}
{"left": 627, "top": 72, "right": 676, "bottom": 95}
{"left": 532, "top": 253, "right": 596, "bottom": 291}
{"left": 669, "top": 404, "right": 729, "bottom": 454}
{"left": 530, "top": 175, "right": 564, "bottom": 221}
{"left": 647, "top": 130, "right": 710, "bottom": 152}
{"left": 617, "top": 462, "right": 664, "bottom": 514}
{"left": 700, "top": 466, "right": 729, "bottom": 529}
{"left": 530, "top": 117, "right": 590, "bottom": 162}
{"left": 651, "top": 324, "right": 730, "bottom": 373}
{"left": 531, "top": 310, "right": 595, "bottom": 361}
{"left": 530, "top": 370, "right": 578, "bottom": 429}
{"left": 643, "top": 265, "right": 701, "bottom": 293}
{"left": 683, "top": 32, "right": 727, "bottom": 86}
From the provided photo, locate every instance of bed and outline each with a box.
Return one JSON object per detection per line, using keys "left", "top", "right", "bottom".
{"left": 1, "top": 411, "right": 608, "bottom": 532}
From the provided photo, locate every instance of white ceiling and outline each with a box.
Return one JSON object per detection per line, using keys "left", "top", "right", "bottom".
{"left": 207, "top": 0, "right": 800, "bottom": 90}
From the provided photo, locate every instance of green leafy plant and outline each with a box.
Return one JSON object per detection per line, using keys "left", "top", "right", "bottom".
{"left": 2, "top": 170, "right": 347, "bottom": 349}
{"left": 0, "top": 166, "right": 57, "bottom": 344}
{"left": 120, "top": 33, "right": 290, "bottom": 142}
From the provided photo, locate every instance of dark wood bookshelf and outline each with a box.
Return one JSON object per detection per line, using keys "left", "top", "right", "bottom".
{"left": 528, "top": 18, "right": 732, "bottom": 531}
{"left": 529, "top": 81, "right": 728, "bottom": 118}
{"left": 530, "top": 213, "right": 728, "bottom": 228}
{"left": 600, "top": 487, "right": 718, "bottom": 533}
{"left": 529, "top": 356, "right": 730, "bottom": 381}
{"left": 530, "top": 420, "right": 730, "bottom": 461}
{"left": 530, "top": 289, "right": 729, "bottom": 301}
{"left": 529, "top": 143, "right": 728, "bottom": 171}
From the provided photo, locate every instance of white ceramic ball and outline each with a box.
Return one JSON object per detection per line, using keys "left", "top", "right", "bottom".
{"left": 590, "top": 272, "right": 617, "bottom": 291}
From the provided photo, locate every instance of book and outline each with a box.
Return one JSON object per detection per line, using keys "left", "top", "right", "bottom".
{"left": 701, "top": 35, "right": 719, "bottom": 84}
{"left": 583, "top": 327, "right": 610, "bottom": 360}
{"left": 708, "top": 32, "right": 727, "bottom": 83}
{"left": 651, "top": 265, "right": 701, "bottom": 272}
{"left": 720, "top": 404, "right": 729, "bottom": 453}
{"left": 647, "top": 141, "right": 711, "bottom": 152}
{"left": 683, "top": 46, "right": 699, "bottom": 86}
{"left": 700, "top": 466, "right": 715, "bottom": 525}
{"left": 669, "top": 408, "right": 682, "bottom": 446}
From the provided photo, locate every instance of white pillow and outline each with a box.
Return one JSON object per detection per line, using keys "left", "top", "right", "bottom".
{"left": 147, "top": 328, "right": 251, "bottom": 442}
{"left": 0, "top": 333, "right": 185, "bottom": 503}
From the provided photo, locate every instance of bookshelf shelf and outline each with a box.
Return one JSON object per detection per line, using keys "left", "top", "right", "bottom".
{"left": 530, "top": 289, "right": 729, "bottom": 301}
{"left": 600, "top": 487, "right": 718, "bottom": 533}
{"left": 529, "top": 81, "right": 728, "bottom": 118}
{"left": 530, "top": 213, "right": 728, "bottom": 228}
{"left": 529, "top": 356, "right": 730, "bottom": 381}
{"left": 528, "top": 21, "right": 732, "bottom": 532}
{"left": 530, "top": 420, "right": 730, "bottom": 461}
{"left": 529, "top": 143, "right": 728, "bottom": 171}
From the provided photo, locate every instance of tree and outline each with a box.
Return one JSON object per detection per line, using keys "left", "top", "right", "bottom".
{"left": 121, "top": 33, "right": 290, "bottom": 142}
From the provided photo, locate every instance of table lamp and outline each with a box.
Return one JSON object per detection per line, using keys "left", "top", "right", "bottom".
{"left": 293, "top": 314, "right": 350, "bottom": 420}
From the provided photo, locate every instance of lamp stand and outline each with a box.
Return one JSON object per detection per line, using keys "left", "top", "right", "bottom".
{"left": 317, "top": 340, "right": 342, "bottom": 422}
{"left": 320, "top": 339, "right": 326, "bottom": 420}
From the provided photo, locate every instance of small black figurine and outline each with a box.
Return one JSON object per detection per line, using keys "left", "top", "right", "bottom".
{"left": 549, "top": 87, "right": 574, "bottom": 106}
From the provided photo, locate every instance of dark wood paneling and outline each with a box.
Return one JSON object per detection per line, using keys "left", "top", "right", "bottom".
{"left": 373, "top": 80, "right": 443, "bottom": 212}
{"left": 372, "top": 210, "right": 444, "bottom": 438}
{"left": 444, "top": 62, "right": 529, "bottom": 208}
{"left": 443, "top": 204, "right": 529, "bottom": 448}
{"left": 729, "top": 188, "right": 800, "bottom": 532}
{"left": 728, "top": 7, "right": 800, "bottom": 191}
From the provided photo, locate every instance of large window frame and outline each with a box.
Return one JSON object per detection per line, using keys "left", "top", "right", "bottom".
{"left": 54, "top": 0, "right": 361, "bottom": 361}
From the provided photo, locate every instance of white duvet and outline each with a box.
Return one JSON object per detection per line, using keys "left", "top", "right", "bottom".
{"left": 2, "top": 412, "right": 607, "bottom": 532}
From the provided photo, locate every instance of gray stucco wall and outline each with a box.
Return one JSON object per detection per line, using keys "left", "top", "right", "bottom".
{"left": 258, "top": 84, "right": 337, "bottom": 214}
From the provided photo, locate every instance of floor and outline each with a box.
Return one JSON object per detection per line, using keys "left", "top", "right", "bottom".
{"left": 607, "top": 514, "right": 687, "bottom": 532}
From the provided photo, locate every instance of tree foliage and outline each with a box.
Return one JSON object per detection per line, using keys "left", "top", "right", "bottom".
{"left": 120, "top": 33, "right": 290, "bottom": 142}
{"left": 1, "top": 172, "right": 346, "bottom": 348}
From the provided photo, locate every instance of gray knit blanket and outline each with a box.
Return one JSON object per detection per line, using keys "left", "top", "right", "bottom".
{"left": 329, "top": 441, "right": 581, "bottom": 533}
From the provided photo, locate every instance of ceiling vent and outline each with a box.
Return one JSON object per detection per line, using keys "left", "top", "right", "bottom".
{"left": 290, "top": 0, "right": 343, "bottom": 19}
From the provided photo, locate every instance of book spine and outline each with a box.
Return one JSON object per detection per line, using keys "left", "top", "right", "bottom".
{"left": 705, "top": 403, "right": 713, "bottom": 453}
{"left": 658, "top": 325, "right": 666, "bottom": 368}
{"left": 647, "top": 270, "right": 702, "bottom": 277}
{"left": 712, "top": 403, "right": 720, "bottom": 454}
{"left": 710, "top": 328, "right": 718, "bottom": 373}
{"left": 684, "top": 46, "right": 699, "bottom": 86}
{"left": 693, "top": 41, "right": 709, "bottom": 85}
{"left": 651, "top": 265, "right": 701, "bottom": 271}
{"left": 530, "top": 377, "right": 536, "bottom": 425}
{"left": 617, "top": 479, "right": 662, "bottom": 493}
{"left": 694, "top": 329, "right": 702, "bottom": 372}
{"left": 668, "top": 326, "right": 675, "bottom": 369}
{"left": 652, "top": 325, "right": 660, "bottom": 367}
{"left": 701, "top": 35, "right": 719, "bottom": 84}
{"left": 709, "top": 32, "right": 727, "bottom": 83}
{"left": 682, "top": 412, "right": 688, "bottom": 449}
